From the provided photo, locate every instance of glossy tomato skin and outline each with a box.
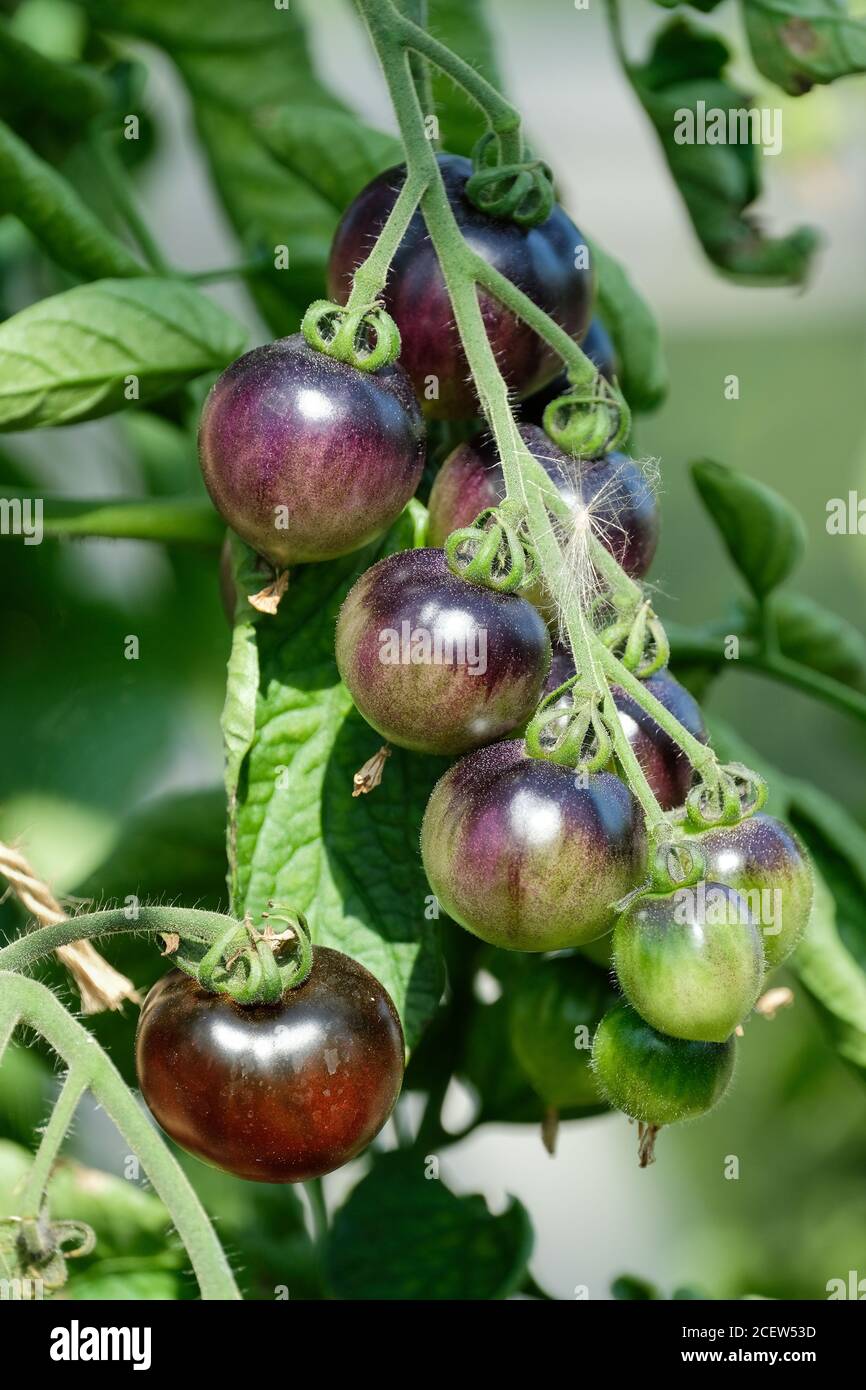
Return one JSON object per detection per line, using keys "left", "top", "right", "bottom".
{"left": 613, "top": 883, "right": 764, "bottom": 1043}
{"left": 421, "top": 739, "right": 646, "bottom": 950}
{"left": 198, "top": 333, "right": 424, "bottom": 567}
{"left": 519, "top": 317, "right": 618, "bottom": 427}
{"left": 135, "top": 948, "right": 405, "bottom": 1183}
{"left": 591, "top": 1001, "right": 735, "bottom": 1127}
{"left": 543, "top": 650, "right": 707, "bottom": 811}
{"left": 427, "top": 425, "right": 659, "bottom": 586}
{"left": 327, "top": 155, "right": 592, "bottom": 419}
{"left": 335, "top": 547, "right": 551, "bottom": 755}
{"left": 508, "top": 952, "right": 618, "bottom": 1107}
{"left": 692, "top": 813, "right": 814, "bottom": 972}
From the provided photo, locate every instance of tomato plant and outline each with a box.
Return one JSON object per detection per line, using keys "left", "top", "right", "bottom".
{"left": 1, "top": 0, "right": 866, "bottom": 1308}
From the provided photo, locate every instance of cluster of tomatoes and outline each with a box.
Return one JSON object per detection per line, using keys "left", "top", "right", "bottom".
{"left": 136, "top": 153, "right": 813, "bottom": 1183}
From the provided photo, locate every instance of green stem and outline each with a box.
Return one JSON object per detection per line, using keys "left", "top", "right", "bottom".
{"left": 0, "top": 906, "right": 239, "bottom": 975}
{"left": 399, "top": 0, "right": 435, "bottom": 128}
{"left": 19, "top": 1069, "right": 88, "bottom": 1218}
{"left": 345, "top": 171, "right": 427, "bottom": 309}
{"left": 305, "top": 1178, "right": 329, "bottom": 1247}
{"left": 0, "top": 972, "right": 240, "bottom": 1300}
{"left": 184, "top": 258, "right": 268, "bottom": 285}
{"left": 88, "top": 133, "right": 171, "bottom": 274}
{"left": 667, "top": 627, "right": 866, "bottom": 727}
{"left": 599, "top": 644, "right": 719, "bottom": 777}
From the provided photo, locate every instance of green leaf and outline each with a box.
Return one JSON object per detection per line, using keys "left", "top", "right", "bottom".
{"left": 734, "top": 592, "right": 866, "bottom": 691}
{"left": 0, "top": 119, "right": 141, "bottom": 280}
{"left": 612, "top": 1274, "right": 660, "bottom": 1300}
{"left": 325, "top": 1151, "right": 533, "bottom": 1300}
{"left": 0, "top": 489, "right": 224, "bottom": 544}
{"left": 0, "top": 277, "right": 246, "bottom": 430}
{"left": 0, "top": 19, "right": 109, "bottom": 127}
{"left": 255, "top": 106, "right": 401, "bottom": 211}
{"left": 222, "top": 520, "right": 444, "bottom": 1051}
{"left": 627, "top": 18, "right": 819, "bottom": 284}
{"left": 426, "top": 0, "right": 504, "bottom": 156}
{"left": 743, "top": 0, "right": 866, "bottom": 95}
{"left": 790, "top": 859, "right": 866, "bottom": 1076}
{"left": 691, "top": 458, "right": 806, "bottom": 597}
{"left": 589, "top": 237, "right": 668, "bottom": 411}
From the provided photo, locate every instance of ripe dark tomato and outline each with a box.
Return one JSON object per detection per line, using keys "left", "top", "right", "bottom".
{"left": 542, "top": 651, "right": 707, "bottom": 811}
{"left": 508, "top": 952, "right": 618, "bottom": 1108}
{"left": 335, "top": 547, "right": 551, "bottom": 755}
{"left": 198, "top": 333, "right": 424, "bottom": 567}
{"left": 613, "top": 883, "right": 764, "bottom": 1042}
{"left": 519, "top": 317, "right": 618, "bottom": 427}
{"left": 591, "top": 1001, "right": 735, "bottom": 1127}
{"left": 327, "top": 154, "right": 592, "bottom": 419}
{"left": 420, "top": 739, "right": 646, "bottom": 950}
{"left": 135, "top": 947, "right": 405, "bottom": 1183}
{"left": 691, "top": 813, "right": 814, "bottom": 972}
{"left": 426, "top": 425, "right": 659, "bottom": 590}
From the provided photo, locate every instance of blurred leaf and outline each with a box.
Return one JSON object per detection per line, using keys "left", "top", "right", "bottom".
{"left": 743, "top": 0, "right": 866, "bottom": 95}
{"left": 426, "top": 0, "right": 503, "bottom": 155}
{"left": 612, "top": 1273, "right": 660, "bottom": 1299}
{"left": 326, "top": 1151, "right": 533, "bottom": 1300}
{"left": 0, "top": 490, "right": 223, "bottom": 544}
{"left": 627, "top": 18, "right": 819, "bottom": 283}
{"left": 255, "top": 106, "right": 401, "bottom": 210}
{"left": 222, "top": 519, "right": 444, "bottom": 1052}
{"left": 791, "top": 861, "right": 866, "bottom": 1077}
{"left": 0, "top": 278, "right": 246, "bottom": 430}
{"left": 0, "top": 119, "right": 141, "bottom": 280}
{"left": 589, "top": 237, "right": 668, "bottom": 411}
{"left": 0, "top": 19, "right": 108, "bottom": 127}
{"left": 734, "top": 592, "right": 866, "bottom": 691}
{"left": 692, "top": 458, "right": 806, "bottom": 597}
{"left": 0, "top": 1045, "right": 50, "bottom": 1146}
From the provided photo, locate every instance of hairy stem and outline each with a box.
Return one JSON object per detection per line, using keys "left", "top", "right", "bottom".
{"left": 344, "top": 171, "right": 427, "bottom": 309}
{"left": 19, "top": 1069, "right": 88, "bottom": 1218}
{"left": 0, "top": 906, "right": 239, "bottom": 975}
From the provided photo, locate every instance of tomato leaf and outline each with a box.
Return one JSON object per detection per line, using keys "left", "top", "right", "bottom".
{"left": 325, "top": 1151, "right": 533, "bottom": 1300}
{"left": 0, "top": 278, "right": 246, "bottom": 430}
{"left": 742, "top": 0, "right": 866, "bottom": 95}
{"left": 255, "top": 106, "right": 401, "bottom": 210}
{"left": 0, "top": 119, "right": 141, "bottom": 280}
{"left": 733, "top": 592, "right": 866, "bottom": 691}
{"left": 0, "top": 489, "right": 224, "bottom": 544}
{"left": 589, "top": 237, "right": 668, "bottom": 412}
{"left": 691, "top": 458, "right": 806, "bottom": 598}
{"left": 0, "top": 20, "right": 109, "bottom": 128}
{"left": 626, "top": 17, "right": 819, "bottom": 284}
{"left": 221, "top": 515, "right": 444, "bottom": 1051}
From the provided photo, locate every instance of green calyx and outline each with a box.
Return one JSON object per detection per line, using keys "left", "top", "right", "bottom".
{"left": 172, "top": 905, "right": 314, "bottom": 1006}
{"left": 524, "top": 681, "right": 613, "bottom": 772}
{"left": 464, "top": 131, "right": 555, "bottom": 228}
{"left": 599, "top": 601, "right": 670, "bottom": 678}
{"left": 444, "top": 505, "right": 540, "bottom": 594}
{"left": 301, "top": 298, "right": 401, "bottom": 371}
{"left": 543, "top": 373, "right": 631, "bottom": 457}
{"left": 0, "top": 1211, "right": 95, "bottom": 1295}
{"left": 685, "top": 761, "right": 768, "bottom": 832}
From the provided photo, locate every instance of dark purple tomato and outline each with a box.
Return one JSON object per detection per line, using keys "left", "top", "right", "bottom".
{"left": 613, "top": 882, "right": 764, "bottom": 1042}
{"left": 692, "top": 814, "right": 814, "bottom": 971}
{"left": 198, "top": 333, "right": 424, "bottom": 567}
{"left": 335, "top": 548, "right": 551, "bottom": 755}
{"left": 420, "top": 739, "right": 646, "bottom": 950}
{"left": 327, "top": 154, "right": 592, "bottom": 419}
{"left": 542, "top": 651, "right": 707, "bottom": 811}
{"left": 135, "top": 947, "right": 405, "bottom": 1184}
{"left": 426, "top": 425, "right": 659, "bottom": 586}
{"left": 519, "top": 316, "right": 618, "bottom": 427}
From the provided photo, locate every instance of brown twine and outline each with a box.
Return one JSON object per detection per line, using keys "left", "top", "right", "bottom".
{"left": 0, "top": 839, "right": 140, "bottom": 1014}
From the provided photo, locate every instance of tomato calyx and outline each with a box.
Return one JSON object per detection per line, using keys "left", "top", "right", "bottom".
{"left": 599, "top": 599, "right": 670, "bottom": 679}
{"left": 168, "top": 905, "right": 313, "bottom": 1006}
{"left": 300, "top": 297, "right": 401, "bottom": 372}
{"left": 524, "top": 679, "right": 613, "bottom": 772}
{"left": 542, "top": 372, "right": 631, "bottom": 458}
{"left": 464, "top": 131, "right": 555, "bottom": 229}
{"left": 684, "top": 761, "right": 768, "bottom": 832}
{"left": 443, "top": 503, "right": 540, "bottom": 595}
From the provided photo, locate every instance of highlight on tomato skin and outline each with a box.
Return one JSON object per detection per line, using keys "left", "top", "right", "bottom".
{"left": 135, "top": 947, "right": 405, "bottom": 1184}
{"left": 336, "top": 547, "right": 552, "bottom": 756}
{"left": 327, "top": 153, "right": 593, "bottom": 419}
{"left": 421, "top": 738, "right": 647, "bottom": 952}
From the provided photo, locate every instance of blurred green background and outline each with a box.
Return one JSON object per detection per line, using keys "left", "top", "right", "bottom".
{"left": 1, "top": 0, "right": 865, "bottom": 1300}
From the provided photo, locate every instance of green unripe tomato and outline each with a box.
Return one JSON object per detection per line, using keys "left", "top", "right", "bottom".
{"left": 612, "top": 882, "right": 764, "bottom": 1042}
{"left": 692, "top": 814, "right": 814, "bottom": 972}
{"left": 591, "top": 1002, "right": 736, "bottom": 1127}
{"left": 508, "top": 953, "right": 618, "bottom": 1108}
